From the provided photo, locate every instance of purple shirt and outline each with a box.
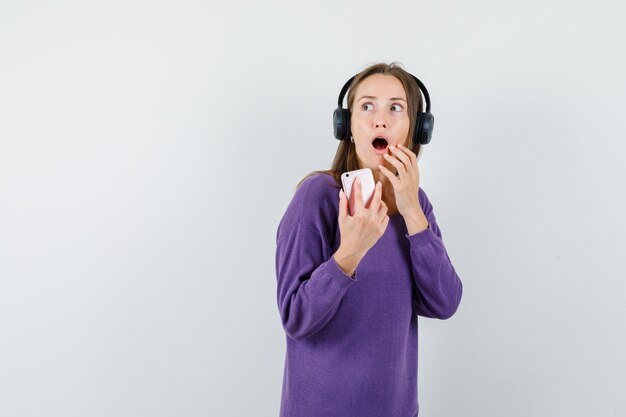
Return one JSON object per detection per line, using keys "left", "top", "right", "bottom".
{"left": 275, "top": 173, "right": 463, "bottom": 417}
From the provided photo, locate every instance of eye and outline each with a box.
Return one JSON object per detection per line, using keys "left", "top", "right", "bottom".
{"left": 390, "top": 103, "right": 404, "bottom": 112}
{"left": 361, "top": 103, "right": 374, "bottom": 111}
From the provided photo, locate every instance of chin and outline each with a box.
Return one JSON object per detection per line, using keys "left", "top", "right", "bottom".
{"left": 364, "top": 160, "right": 383, "bottom": 174}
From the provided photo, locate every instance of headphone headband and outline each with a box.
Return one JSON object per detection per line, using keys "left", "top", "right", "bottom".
{"left": 332, "top": 71, "right": 435, "bottom": 146}
{"left": 336, "top": 74, "right": 431, "bottom": 113}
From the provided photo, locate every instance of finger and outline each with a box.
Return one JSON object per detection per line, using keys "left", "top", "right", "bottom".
{"left": 338, "top": 189, "right": 347, "bottom": 221}
{"left": 352, "top": 177, "right": 365, "bottom": 211}
{"left": 367, "top": 181, "right": 382, "bottom": 210}
{"left": 382, "top": 152, "right": 406, "bottom": 175}
{"left": 398, "top": 145, "right": 417, "bottom": 170}
{"left": 377, "top": 200, "right": 388, "bottom": 221}
{"left": 381, "top": 214, "right": 390, "bottom": 229}
{"left": 378, "top": 164, "right": 400, "bottom": 187}
{"left": 348, "top": 183, "right": 357, "bottom": 216}
{"left": 397, "top": 144, "right": 418, "bottom": 167}
{"left": 389, "top": 145, "right": 412, "bottom": 170}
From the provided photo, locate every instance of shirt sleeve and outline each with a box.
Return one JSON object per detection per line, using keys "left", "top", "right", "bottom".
{"left": 406, "top": 189, "right": 463, "bottom": 320}
{"left": 275, "top": 221, "right": 356, "bottom": 340}
{"left": 275, "top": 177, "right": 356, "bottom": 341}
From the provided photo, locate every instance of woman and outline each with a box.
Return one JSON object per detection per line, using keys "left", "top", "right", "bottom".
{"left": 275, "top": 62, "right": 463, "bottom": 417}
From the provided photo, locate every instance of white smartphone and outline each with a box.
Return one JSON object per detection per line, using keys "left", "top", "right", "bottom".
{"left": 341, "top": 168, "right": 376, "bottom": 215}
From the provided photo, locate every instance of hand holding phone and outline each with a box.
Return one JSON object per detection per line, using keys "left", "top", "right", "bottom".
{"left": 341, "top": 168, "right": 376, "bottom": 216}
{"left": 335, "top": 169, "right": 389, "bottom": 276}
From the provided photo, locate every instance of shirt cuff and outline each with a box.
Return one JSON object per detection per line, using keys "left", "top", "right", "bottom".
{"left": 405, "top": 224, "right": 435, "bottom": 246}
{"left": 330, "top": 256, "right": 358, "bottom": 282}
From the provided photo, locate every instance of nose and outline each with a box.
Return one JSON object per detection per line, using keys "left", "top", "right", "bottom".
{"left": 374, "top": 110, "right": 388, "bottom": 129}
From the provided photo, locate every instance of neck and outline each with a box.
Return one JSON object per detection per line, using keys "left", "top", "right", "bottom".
{"left": 372, "top": 170, "right": 396, "bottom": 207}
{"left": 372, "top": 169, "right": 388, "bottom": 184}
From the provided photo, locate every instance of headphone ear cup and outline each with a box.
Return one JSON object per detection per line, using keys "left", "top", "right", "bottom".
{"left": 414, "top": 112, "right": 434, "bottom": 145}
{"left": 333, "top": 108, "right": 352, "bottom": 141}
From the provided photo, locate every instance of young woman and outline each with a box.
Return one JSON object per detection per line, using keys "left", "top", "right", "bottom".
{"left": 275, "top": 62, "right": 463, "bottom": 417}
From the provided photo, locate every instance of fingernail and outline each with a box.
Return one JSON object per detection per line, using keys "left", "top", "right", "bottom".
{"left": 356, "top": 177, "right": 360, "bottom": 184}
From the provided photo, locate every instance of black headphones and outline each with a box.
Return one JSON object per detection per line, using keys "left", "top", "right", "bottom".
{"left": 332, "top": 73, "right": 434, "bottom": 148}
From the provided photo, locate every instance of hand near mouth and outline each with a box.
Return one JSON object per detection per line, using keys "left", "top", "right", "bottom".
{"left": 378, "top": 144, "right": 430, "bottom": 235}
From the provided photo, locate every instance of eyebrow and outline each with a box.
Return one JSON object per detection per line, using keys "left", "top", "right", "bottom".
{"left": 357, "top": 96, "right": 406, "bottom": 103}
{"left": 357, "top": 95, "right": 406, "bottom": 102}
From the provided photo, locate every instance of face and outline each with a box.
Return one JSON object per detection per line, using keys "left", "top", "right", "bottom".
{"left": 350, "top": 73, "right": 410, "bottom": 172}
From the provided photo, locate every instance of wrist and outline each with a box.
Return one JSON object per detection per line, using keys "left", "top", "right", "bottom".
{"left": 333, "top": 245, "right": 363, "bottom": 277}
{"left": 403, "top": 206, "right": 429, "bottom": 236}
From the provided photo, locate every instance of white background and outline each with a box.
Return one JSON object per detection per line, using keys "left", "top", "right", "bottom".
{"left": 1, "top": 0, "right": 625, "bottom": 416}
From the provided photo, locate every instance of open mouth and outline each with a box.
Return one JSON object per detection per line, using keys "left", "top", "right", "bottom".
{"left": 372, "top": 137, "right": 389, "bottom": 155}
